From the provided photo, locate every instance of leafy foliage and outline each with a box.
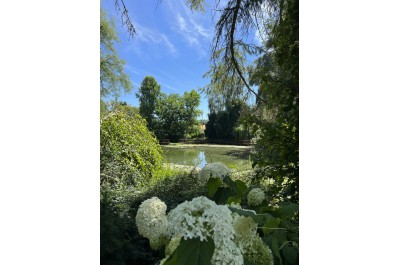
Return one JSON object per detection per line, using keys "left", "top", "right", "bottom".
{"left": 206, "top": 174, "right": 299, "bottom": 265}
{"left": 205, "top": 100, "right": 250, "bottom": 140}
{"left": 100, "top": 169, "right": 208, "bottom": 265}
{"left": 136, "top": 76, "right": 161, "bottom": 132}
{"left": 186, "top": 0, "right": 299, "bottom": 202}
{"left": 155, "top": 90, "right": 202, "bottom": 140}
{"left": 165, "top": 237, "right": 215, "bottom": 265}
{"left": 249, "top": 0, "right": 299, "bottom": 203}
{"left": 100, "top": 9, "right": 132, "bottom": 99}
{"left": 100, "top": 111, "right": 162, "bottom": 187}
{"left": 111, "top": 101, "right": 140, "bottom": 117}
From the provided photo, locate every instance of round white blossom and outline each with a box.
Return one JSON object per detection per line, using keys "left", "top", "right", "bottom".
{"left": 244, "top": 236, "right": 274, "bottom": 265}
{"left": 199, "top": 162, "right": 232, "bottom": 181}
{"left": 232, "top": 213, "right": 258, "bottom": 251}
{"left": 168, "top": 196, "right": 243, "bottom": 265}
{"left": 135, "top": 197, "right": 169, "bottom": 250}
{"left": 247, "top": 188, "right": 265, "bottom": 206}
{"left": 232, "top": 213, "right": 274, "bottom": 265}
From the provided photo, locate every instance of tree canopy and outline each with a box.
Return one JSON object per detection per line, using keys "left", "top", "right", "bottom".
{"left": 136, "top": 76, "right": 161, "bottom": 132}
{"left": 155, "top": 89, "right": 202, "bottom": 140}
{"left": 100, "top": 9, "right": 133, "bottom": 99}
{"left": 187, "top": 0, "right": 299, "bottom": 202}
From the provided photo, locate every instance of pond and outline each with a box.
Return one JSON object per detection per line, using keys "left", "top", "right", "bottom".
{"left": 161, "top": 144, "right": 253, "bottom": 169}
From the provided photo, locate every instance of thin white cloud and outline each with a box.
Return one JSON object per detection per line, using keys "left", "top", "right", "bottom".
{"left": 124, "top": 65, "right": 140, "bottom": 75}
{"left": 160, "top": 82, "right": 178, "bottom": 92}
{"left": 132, "top": 81, "right": 141, "bottom": 87}
{"left": 128, "top": 22, "right": 178, "bottom": 55}
{"left": 176, "top": 13, "right": 200, "bottom": 46}
{"left": 164, "top": 0, "right": 212, "bottom": 58}
{"left": 160, "top": 34, "right": 177, "bottom": 54}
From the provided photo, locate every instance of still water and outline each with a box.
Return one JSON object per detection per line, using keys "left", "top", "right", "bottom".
{"left": 161, "top": 145, "right": 252, "bottom": 169}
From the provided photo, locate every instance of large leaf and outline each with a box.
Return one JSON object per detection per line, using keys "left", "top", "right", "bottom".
{"left": 276, "top": 203, "right": 299, "bottom": 220}
{"left": 207, "top": 177, "right": 223, "bottom": 197}
{"left": 262, "top": 217, "right": 281, "bottom": 235}
{"left": 270, "top": 237, "right": 283, "bottom": 265}
{"left": 228, "top": 206, "right": 273, "bottom": 225}
{"left": 175, "top": 237, "right": 215, "bottom": 265}
{"left": 214, "top": 187, "right": 234, "bottom": 204}
{"left": 235, "top": 180, "right": 248, "bottom": 197}
{"left": 223, "top": 175, "right": 237, "bottom": 191}
{"left": 282, "top": 244, "right": 299, "bottom": 265}
{"left": 163, "top": 250, "right": 178, "bottom": 265}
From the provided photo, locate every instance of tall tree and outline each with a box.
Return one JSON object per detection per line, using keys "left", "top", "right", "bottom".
{"left": 205, "top": 100, "right": 247, "bottom": 140}
{"left": 250, "top": 0, "right": 299, "bottom": 202}
{"left": 155, "top": 90, "right": 202, "bottom": 140}
{"left": 187, "top": 0, "right": 299, "bottom": 201}
{"left": 155, "top": 93, "right": 186, "bottom": 140}
{"left": 183, "top": 90, "right": 202, "bottom": 137}
{"left": 136, "top": 76, "right": 161, "bottom": 132}
{"left": 100, "top": 9, "right": 132, "bottom": 99}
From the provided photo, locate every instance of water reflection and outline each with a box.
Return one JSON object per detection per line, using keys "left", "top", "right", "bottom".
{"left": 161, "top": 146, "right": 251, "bottom": 169}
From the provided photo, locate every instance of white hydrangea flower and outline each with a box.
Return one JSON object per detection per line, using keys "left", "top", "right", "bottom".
{"left": 244, "top": 236, "right": 274, "bottom": 265}
{"left": 135, "top": 197, "right": 169, "bottom": 250}
{"left": 199, "top": 162, "right": 232, "bottom": 181}
{"left": 232, "top": 213, "right": 274, "bottom": 265}
{"left": 232, "top": 213, "right": 258, "bottom": 251}
{"left": 247, "top": 188, "right": 265, "bottom": 206}
{"left": 168, "top": 196, "right": 243, "bottom": 265}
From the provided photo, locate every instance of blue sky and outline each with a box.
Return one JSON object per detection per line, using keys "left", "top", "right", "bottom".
{"left": 101, "top": 0, "right": 262, "bottom": 119}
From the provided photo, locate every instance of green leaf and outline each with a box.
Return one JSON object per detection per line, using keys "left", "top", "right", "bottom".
{"left": 235, "top": 180, "right": 248, "bottom": 197}
{"left": 287, "top": 231, "right": 299, "bottom": 242}
{"left": 228, "top": 206, "right": 273, "bottom": 225}
{"left": 207, "top": 177, "right": 223, "bottom": 197}
{"left": 273, "top": 229, "right": 288, "bottom": 244}
{"left": 262, "top": 217, "right": 281, "bottom": 235}
{"left": 282, "top": 245, "right": 298, "bottom": 265}
{"left": 276, "top": 203, "right": 299, "bottom": 219}
{"left": 214, "top": 187, "right": 234, "bottom": 204}
{"left": 173, "top": 237, "right": 215, "bottom": 265}
{"left": 228, "top": 206, "right": 257, "bottom": 218}
{"left": 223, "top": 175, "right": 237, "bottom": 191}
{"left": 226, "top": 196, "right": 241, "bottom": 205}
{"left": 163, "top": 250, "right": 178, "bottom": 265}
{"left": 265, "top": 217, "right": 281, "bottom": 228}
{"left": 270, "top": 237, "right": 283, "bottom": 265}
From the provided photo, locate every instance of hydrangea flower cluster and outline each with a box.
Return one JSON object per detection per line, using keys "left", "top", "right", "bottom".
{"left": 135, "top": 197, "right": 169, "bottom": 250}
{"left": 244, "top": 236, "right": 274, "bottom": 265}
{"left": 168, "top": 196, "right": 243, "bottom": 265}
{"left": 232, "top": 212, "right": 274, "bottom": 265}
{"left": 199, "top": 162, "right": 232, "bottom": 181}
{"left": 232, "top": 214, "right": 258, "bottom": 250}
{"left": 247, "top": 188, "right": 266, "bottom": 206}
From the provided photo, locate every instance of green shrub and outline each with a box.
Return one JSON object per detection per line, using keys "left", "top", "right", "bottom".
{"left": 100, "top": 185, "right": 161, "bottom": 265}
{"left": 100, "top": 111, "right": 163, "bottom": 187}
{"left": 100, "top": 169, "right": 208, "bottom": 265}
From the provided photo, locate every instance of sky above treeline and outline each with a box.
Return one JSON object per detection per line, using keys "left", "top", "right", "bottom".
{"left": 101, "top": 0, "right": 261, "bottom": 119}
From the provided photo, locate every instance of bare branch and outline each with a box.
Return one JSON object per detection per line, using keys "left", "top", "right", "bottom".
{"left": 114, "top": 0, "right": 136, "bottom": 39}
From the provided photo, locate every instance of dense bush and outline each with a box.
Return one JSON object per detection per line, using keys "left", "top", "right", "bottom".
{"left": 135, "top": 172, "right": 297, "bottom": 265}
{"left": 100, "top": 169, "right": 208, "bottom": 265}
{"left": 100, "top": 111, "right": 163, "bottom": 187}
